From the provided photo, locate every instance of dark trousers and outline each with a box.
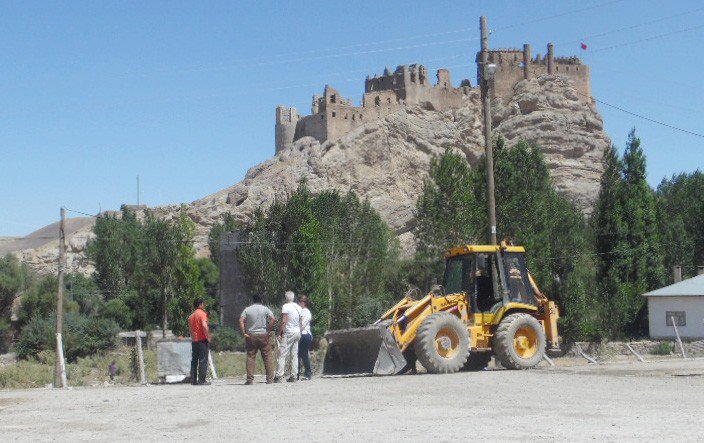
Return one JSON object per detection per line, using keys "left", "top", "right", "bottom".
{"left": 191, "top": 340, "right": 209, "bottom": 384}
{"left": 298, "top": 333, "right": 313, "bottom": 378}
{"left": 245, "top": 334, "right": 274, "bottom": 383}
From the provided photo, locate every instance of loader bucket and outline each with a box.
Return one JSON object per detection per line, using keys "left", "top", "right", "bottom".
{"left": 323, "top": 325, "right": 407, "bottom": 376}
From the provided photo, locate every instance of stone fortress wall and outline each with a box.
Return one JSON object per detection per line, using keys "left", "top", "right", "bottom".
{"left": 485, "top": 43, "right": 591, "bottom": 102}
{"left": 275, "top": 43, "right": 591, "bottom": 154}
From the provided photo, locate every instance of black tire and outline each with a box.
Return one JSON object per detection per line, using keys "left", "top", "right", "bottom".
{"left": 414, "top": 312, "right": 469, "bottom": 374}
{"left": 462, "top": 352, "right": 492, "bottom": 371}
{"left": 494, "top": 313, "right": 546, "bottom": 370}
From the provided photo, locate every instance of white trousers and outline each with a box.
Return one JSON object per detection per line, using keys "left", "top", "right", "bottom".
{"left": 276, "top": 331, "right": 301, "bottom": 378}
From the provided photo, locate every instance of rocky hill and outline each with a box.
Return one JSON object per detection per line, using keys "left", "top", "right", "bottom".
{"left": 6, "top": 74, "right": 610, "bottom": 275}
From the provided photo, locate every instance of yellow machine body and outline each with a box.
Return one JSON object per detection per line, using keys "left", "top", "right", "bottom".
{"left": 323, "top": 243, "right": 560, "bottom": 376}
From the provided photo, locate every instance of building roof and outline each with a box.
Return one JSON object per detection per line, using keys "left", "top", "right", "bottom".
{"left": 643, "top": 274, "right": 704, "bottom": 297}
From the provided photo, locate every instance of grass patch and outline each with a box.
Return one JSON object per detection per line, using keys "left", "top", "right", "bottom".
{"left": 651, "top": 342, "right": 674, "bottom": 356}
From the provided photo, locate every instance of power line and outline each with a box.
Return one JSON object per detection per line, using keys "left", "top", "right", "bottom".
{"left": 495, "top": 0, "right": 625, "bottom": 31}
{"left": 562, "top": 5, "right": 704, "bottom": 45}
{"left": 589, "top": 23, "right": 704, "bottom": 53}
{"left": 590, "top": 94, "right": 704, "bottom": 139}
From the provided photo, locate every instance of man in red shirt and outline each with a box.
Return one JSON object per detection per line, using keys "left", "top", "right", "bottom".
{"left": 189, "top": 299, "right": 211, "bottom": 385}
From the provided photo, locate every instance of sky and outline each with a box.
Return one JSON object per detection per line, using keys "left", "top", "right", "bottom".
{"left": 1, "top": 0, "right": 703, "bottom": 237}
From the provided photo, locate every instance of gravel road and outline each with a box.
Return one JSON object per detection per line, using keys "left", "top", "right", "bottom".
{"left": 1, "top": 358, "right": 703, "bottom": 442}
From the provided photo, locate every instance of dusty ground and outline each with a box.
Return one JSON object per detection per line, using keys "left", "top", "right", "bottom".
{"left": 1, "top": 358, "right": 703, "bottom": 442}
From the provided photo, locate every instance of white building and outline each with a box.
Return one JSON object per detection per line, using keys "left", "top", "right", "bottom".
{"left": 643, "top": 274, "right": 704, "bottom": 339}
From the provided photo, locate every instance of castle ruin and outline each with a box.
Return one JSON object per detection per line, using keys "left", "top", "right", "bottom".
{"left": 275, "top": 43, "right": 591, "bottom": 153}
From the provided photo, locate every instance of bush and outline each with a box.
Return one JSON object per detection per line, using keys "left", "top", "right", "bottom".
{"left": 14, "top": 315, "right": 54, "bottom": 359}
{"left": 103, "top": 298, "right": 133, "bottom": 329}
{"left": 210, "top": 326, "right": 245, "bottom": 352}
{"left": 14, "top": 313, "right": 120, "bottom": 361}
{"left": 651, "top": 342, "right": 674, "bottom": 355}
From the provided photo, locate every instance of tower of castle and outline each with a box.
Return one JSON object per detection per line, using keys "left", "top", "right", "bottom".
{"left": 481, "top": 43, "right": 591, "bottom": 102}
{"left": 275, "top": 106, "right": 299, "bottom": 153}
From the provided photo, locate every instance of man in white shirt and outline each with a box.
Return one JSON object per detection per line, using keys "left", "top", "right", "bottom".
{"left": 275, "top": 290, "right": 302, "bottom": 382}
{"left": 297, "top": 295, "right": 313, "bottom": 380}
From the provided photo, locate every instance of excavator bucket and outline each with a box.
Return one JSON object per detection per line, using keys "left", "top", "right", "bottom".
{"left": 323, "top": 325, "right": 407, "bottom": 376}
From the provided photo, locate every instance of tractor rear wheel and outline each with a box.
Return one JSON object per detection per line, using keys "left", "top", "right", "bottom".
{"left": 462, "top": 352, "right": 492, "bottom": 371}
{"left": 414, "top": 312, "right": 469, "bottom": 374}
{"left": 494, "top": 313, "right": 546, "bottom": 370}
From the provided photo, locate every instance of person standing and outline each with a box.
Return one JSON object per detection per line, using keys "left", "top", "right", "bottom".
{"left": 298, "top": 295, "right": 313, "bottom": 380}
{"left": 239, "top": 294, "right": 276, "bottom": 385}
{"left": 275, "top": 290, "right": 302, "bottom": 383}
{"left": 189, "top": 299, "right": 211, "bottom": 385}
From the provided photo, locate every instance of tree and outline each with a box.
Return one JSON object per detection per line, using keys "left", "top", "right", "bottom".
{"left": 0, "top": 255, "right": 32, "bottom": 351}
{"left": 88, "top": 207, "right": 217, "bottom": 334}
{"left": 414, "top": 147, "right": 481, "bottom": 290}
{"left": 593, "top": 129, "right": 665, "bottom": 338}
{"left": 413, "top": 139, "right": 598, "bottom": 340}
{"left": 233, "top": 185, "right": 399, "bottom": 338}
{"left": 208, "top": 213, "right": 239, "bottom": 267}
{"left": 474, "top": 139, "right": 596, "bottom": 340}
{"left": 657, "top": 170, "right": 704, "bottom": 280}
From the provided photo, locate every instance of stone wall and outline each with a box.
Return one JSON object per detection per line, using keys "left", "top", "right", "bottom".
{"left": 274, "top": 64, "right": 472, "bottom": 152}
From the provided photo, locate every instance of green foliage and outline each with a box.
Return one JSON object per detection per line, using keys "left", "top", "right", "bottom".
{"left": 414, "top": 147, "right": 481, "bottom": 290}
{"left": 103, "top": 298, "right": 133, "bottom": 329}
{"left": 208, "top": 213, "right": 240, "bottom": 267}
{"left": 651, "top": 341, "right": 674, "bottom": 355}
{"left": 15, "top": 313, "right": 119, "bottom": 361}
{"left": 14, "top": 315, "right": 54, "bottom": 359}
{"left": 593, "top": 130, "right": 665, "bottom": 338}
{"left": 18, "top": 274, "right": 80, "bottom": 326}
{"left": 210, "top": 326, "right": 245, "bottom": 352}
{"left": 414, "top": 140, "right": 597, "bottom": 340}
{"left": 657, "top": 170, "right": 704, "bottom": 280}
{"left": 234, "top": 185, "right": 399, "bottom": 337}
{"left": 87, "top": 207, "right": 217, "bottom": 334}
{"left": 0, "top": 254, "right": 30, "bottom": 321}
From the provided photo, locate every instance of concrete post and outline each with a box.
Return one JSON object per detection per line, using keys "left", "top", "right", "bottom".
{"left": 673, "top": 265, "right": 682, "bottom": 283}
{"left": 547, "top": 43, "right": 554, "bottom": 74}
{"left": 523, "top": 44, "right": 531, "bottom": 79}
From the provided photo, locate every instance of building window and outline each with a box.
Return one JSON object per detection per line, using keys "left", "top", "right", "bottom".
{"left": 666, "top": 311, "right": 686, "bottom": 327}
{"left": 375, "top": 96, "right": 381, "bottom": 106}
{"left": 330, "top": 94, "right": 336, "bottom": 103}
{"left": 332, "top": 111, "right": 336, "bottom": 117}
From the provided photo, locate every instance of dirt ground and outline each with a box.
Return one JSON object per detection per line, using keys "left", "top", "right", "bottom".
{"left": 1, "top": 358, "right": 703, "bottom": 442}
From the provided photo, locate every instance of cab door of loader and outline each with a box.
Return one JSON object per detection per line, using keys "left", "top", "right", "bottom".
{"left": 500, "top": 252, "right": 536, "bottom": 306}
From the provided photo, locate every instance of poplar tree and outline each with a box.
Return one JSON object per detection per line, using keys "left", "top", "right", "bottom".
{"left": 593, "top": 129, "right": 665, "bottom": 337}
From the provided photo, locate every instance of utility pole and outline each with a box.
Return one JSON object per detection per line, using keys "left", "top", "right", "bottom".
{"left": 55, "top": 207, "right": 68, "bottom": 388}
{"left": 480, "top": 16, "right": 498, "bottom": 245}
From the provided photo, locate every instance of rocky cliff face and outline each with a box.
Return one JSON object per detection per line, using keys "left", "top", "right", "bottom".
{"left": 9, "top": 74, "right": 609, "bottom": 274}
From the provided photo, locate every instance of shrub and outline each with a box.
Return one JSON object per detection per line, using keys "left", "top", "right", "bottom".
{"left": 14, "top": 315, "right": 54, "bottom": 359}
{"left": 210, "top": 326, "right": 245, "bottom": 352}
{"left": 14, "top": 313, "right": 120, "bottom": 361}
{"left": 103, "top": 298, "right": 133, "bottom": 329}
{"left": 651, "top": 342, "right": 674, "bottom": 355}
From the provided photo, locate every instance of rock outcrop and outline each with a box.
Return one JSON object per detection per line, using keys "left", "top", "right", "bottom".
{"left": 6, "top": 74, "right": 609, "bottom": 275}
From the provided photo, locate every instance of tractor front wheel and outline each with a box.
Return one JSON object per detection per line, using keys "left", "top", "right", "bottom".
{"left": 494, "top": 313, "right": 546, "bottom": 370}
{"left": 415, "top": 312, "right": 469, "bottom": 374}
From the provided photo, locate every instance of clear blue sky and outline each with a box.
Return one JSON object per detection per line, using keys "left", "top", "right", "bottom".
{"left": 1, "top": 0, "right": 702, "bottom": 236}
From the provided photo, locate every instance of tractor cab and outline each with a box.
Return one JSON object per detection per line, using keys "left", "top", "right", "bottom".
{"left": 443, "top": 244, "right": 538, "bottom": 313}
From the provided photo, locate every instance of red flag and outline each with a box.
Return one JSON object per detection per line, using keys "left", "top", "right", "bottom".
{"left": 580, "top": 42, "right": 588, "bottom": 50}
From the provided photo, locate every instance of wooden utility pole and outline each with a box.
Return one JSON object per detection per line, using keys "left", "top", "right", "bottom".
{"left": 480, "top": 16, "right": 497, "bottom": 245}
{"left": 55, "top": 207, "right": 68, "bottom": 388}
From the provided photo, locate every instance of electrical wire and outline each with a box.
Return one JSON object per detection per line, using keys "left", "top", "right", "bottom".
{"left": 588, "top": 23, "right": 704, "bottom": 53}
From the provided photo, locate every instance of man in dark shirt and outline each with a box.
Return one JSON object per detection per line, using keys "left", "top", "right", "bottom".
{"left": 189, "top": 299, "right": 211, "bottom": 385}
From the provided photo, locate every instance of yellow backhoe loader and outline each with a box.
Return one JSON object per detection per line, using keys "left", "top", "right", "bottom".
{"left": 323, "top": 243, "right": 560, "bottom": 376}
